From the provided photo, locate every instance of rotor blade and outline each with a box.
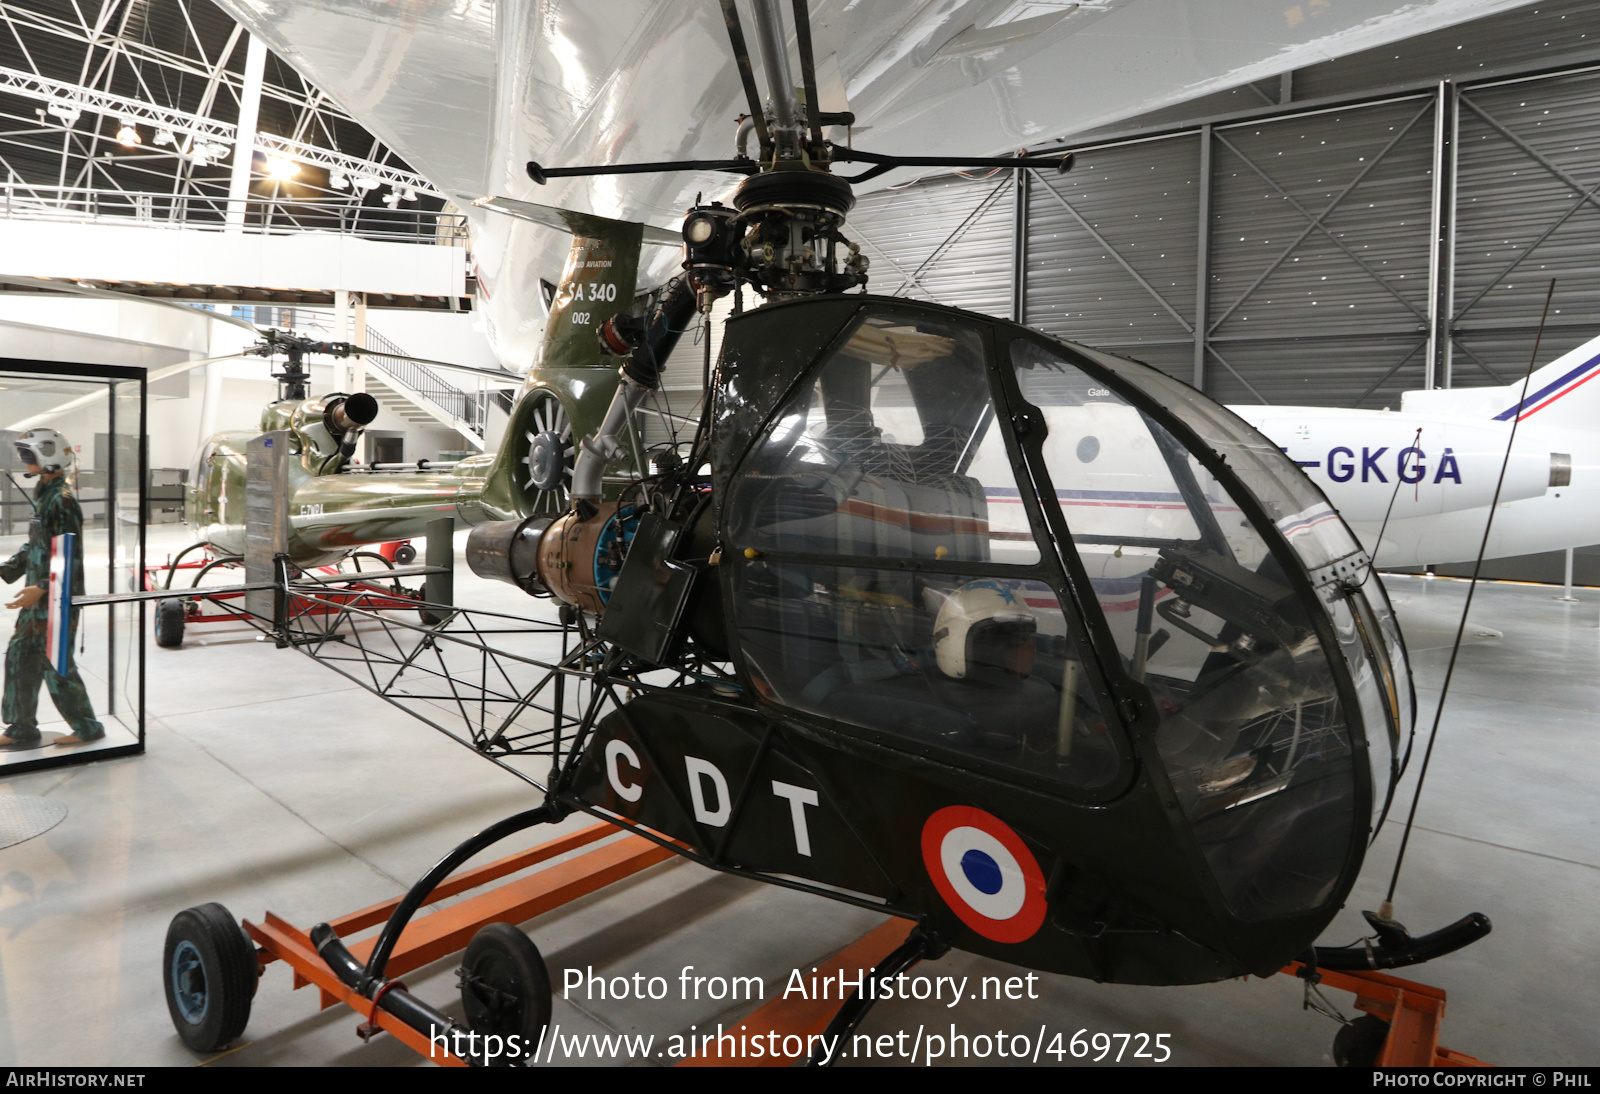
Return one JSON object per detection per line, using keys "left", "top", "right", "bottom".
{"left": 792, "top": 0, "right": 826, "bottom": 148}
{"left": 829, "top": 146, "right": 1074, "bottom": 174}
{"left": 345, "top": 346, "right": 522, "bottom": 384}
{"left": 526, "top": 158, "right": 759, "bottom": 185}
{"left": 720, "top": 0, "right": 771, "bottom": 156}
{"left": 0, "top": 274, "right": 262, "bottom": 333}
{"left": 4, "top": 353, "right": 244, "bottom": 432}
{"left": 474, "top": 195, "right": 682, "bottom": 248}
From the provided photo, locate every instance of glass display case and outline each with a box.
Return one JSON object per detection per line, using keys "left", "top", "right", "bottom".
{"left": 0, "top": 358, "right": 145, "bottom": 775}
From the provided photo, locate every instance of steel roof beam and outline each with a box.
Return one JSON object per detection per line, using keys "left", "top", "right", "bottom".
{"left": 0, "top": 63, "right": 436, "bottom": 194}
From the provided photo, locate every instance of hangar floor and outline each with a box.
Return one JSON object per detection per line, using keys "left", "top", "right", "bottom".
{"left": 0, "top": 532, "right": 1595, "bottom": 1067}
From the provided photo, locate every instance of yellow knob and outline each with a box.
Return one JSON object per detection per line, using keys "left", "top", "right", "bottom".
{"left": 744, "top": 547, "right": 761, "bottom": 559}
{"left": 935, "top": 545, "right": 948, "bottom": 560}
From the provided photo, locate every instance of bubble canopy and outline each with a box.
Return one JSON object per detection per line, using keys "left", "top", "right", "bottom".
{"left": 712, "top": 295, "right": 1410, "bottom": 981}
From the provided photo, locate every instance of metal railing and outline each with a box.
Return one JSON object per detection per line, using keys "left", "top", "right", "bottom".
{"left": 360, "top": 325, "right": 488, "bottom": 436}
{"left": 0, "top": 181, "right": 467, "bottom": 247}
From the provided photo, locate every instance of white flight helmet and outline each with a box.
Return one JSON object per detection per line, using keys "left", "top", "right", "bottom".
{"left": 13, "top": 428, "right": 74, "bottom": 474}
{"left": 933, "top": 580, "right": 1038, "bottom": 680}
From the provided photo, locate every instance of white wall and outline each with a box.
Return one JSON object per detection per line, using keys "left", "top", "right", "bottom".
{"left": 0, "top": 296, "right": 209, "bottom": 370}
{"left": 366, "top": 309, "right": 501, "bottom": 373}
{"left": 0, "top": 219, "right": 466, "bottom": 297}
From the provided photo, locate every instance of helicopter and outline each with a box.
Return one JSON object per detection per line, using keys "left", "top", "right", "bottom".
{"left": 159, "top": 0, "right": 1493, "bottom": 1067}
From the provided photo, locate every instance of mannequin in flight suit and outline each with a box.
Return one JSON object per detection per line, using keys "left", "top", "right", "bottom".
{"left": 0, "top": 428, "right": 104, "bottom": 749}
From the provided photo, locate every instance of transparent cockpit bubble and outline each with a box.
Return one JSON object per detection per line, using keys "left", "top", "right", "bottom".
{"left": 1056, "top": 342, "right": 1414, "bottom": 826}
{"left": 1011, "top": 338, "right": 1370, "bottom": 918}
{"left": 732, "top": 562, "right": 1122, "bottom": 789}
{"left": 729, "top": 313, "right": 1039, "bottom": 566}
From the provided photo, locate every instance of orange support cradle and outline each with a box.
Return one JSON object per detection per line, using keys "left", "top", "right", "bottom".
{"left": 1281, "top": 962, "right": 1489, "bottom": 1067}
{"left": 243, "top": 822, "right": 675, "bottom": 1065}
{"left": 234, "top": 818, "right": 1487, "bottom": 1068}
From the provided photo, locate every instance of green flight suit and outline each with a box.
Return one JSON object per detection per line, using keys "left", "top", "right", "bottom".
{"left": 1, "top": 474, "right": 104, "bottom": 742}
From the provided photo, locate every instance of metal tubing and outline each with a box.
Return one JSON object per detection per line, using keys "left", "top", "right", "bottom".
{"left": 719, "top": 0, "right": 771, "bottom": 155}
{"left": 1057, "top": 659, "right": 1079, "bottom": 758}
{"left": 310, "top": 925, "right": 481, "bottom": 1063}
{"left": 1443, "top": 83, "right": 1460, "bottom": 388}
{"left": 1193, "top": 124, "right": 1212, "bottom": 390}
{"left": 1313, "top": 912, "right": 1491, "bottom": 970}
{"left": 1426, "top": 82, "right": 1452, "bottom": 389}
{"left": 1131, "top": 574, "right": 1156, "bottom": 682}
{"left": 363, "top": 805, "right": 555, "bottom": 984}
{"left": 751, "top": 0, "right": 798, "bottom": 133}
{"left": 791, "top": 0, "right": 824, "bottom": 146}
{"left": 572, "top": 374, "right": 649, "bottom": 502}
{"left": 425, "top": 515, "right": 454, "bottom": 612}
{"left": 1011, "top": 165, "right": 1028, "bottom": 325}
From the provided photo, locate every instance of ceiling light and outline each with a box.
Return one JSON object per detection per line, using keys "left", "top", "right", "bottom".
{"left": 46, "top": 98, "right": 80, "bottom": 126}
{"left": 264, "top": 154, "right": 300, "bottom": 181}
{"left": 355, "top": 176, "right": 381, "bottom": 192}
{"left": 153, "top": 127, "right": 174, "bottom": 147}
{"left": 401, "top": 187, "right": 417, "bottom": 202}
{"left": 382, "top": 191, "right": 401, "bottom": 206}
{"left": 115, "top": 121, "right": 141, "bottom": 147}
{"left": 329, "top": 169, "right": 349, "bottom": 190}
{"left": 205, "top": 143, "right": 229, "bottom": 162}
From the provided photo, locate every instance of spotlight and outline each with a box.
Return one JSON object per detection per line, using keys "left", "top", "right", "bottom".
{"left": 355, "top": 176, "right": 381, "bottom": 192}
{"left": 115, "top": 120, "right": 141, "bottom": 147}
{"left": 205, "top": 143, "right": 229, "bottom": 162}
{"left": 153, "top": 127, "right": 174, "bottom": 147}
{"left": 329, "top": 169, "right": 349, "bottom": 190}
{"left": 400, "top": 186, "right": 417, "bottom": 202}
{"left": 264, "top": 154, "right": 300, "bottom": 181}
{"left": 46, "top": 98, "right": 80, "bottom": 126}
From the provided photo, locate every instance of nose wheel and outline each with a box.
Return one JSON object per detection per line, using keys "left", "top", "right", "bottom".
{"left": 162, "top": 903, "right": 258, "bottom": 1053}
{"left": 522, "top": 391, "right": 572, "bottom": 515}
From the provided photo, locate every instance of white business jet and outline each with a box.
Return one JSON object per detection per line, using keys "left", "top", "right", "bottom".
{"left": 1232, "top": 333, "right": 1600, "bottom": 567}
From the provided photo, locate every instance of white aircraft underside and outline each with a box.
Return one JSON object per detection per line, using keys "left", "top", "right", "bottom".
{"left": 217, "top": 0, "right": 1537, "bottom": 368}
{"left": 217, "top": 0, "right": 1595, "bottom": 570}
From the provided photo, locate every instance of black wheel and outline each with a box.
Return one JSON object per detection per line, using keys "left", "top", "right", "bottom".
{"left": 1333, "top": 1014, "right": 1391, "bottom": 1067}
{"left": 163, "top": 903, "right": 257, "bottom": 1053}
{"left": 155, "top": 597, "right": 186, "bottom": 648}
{"left": 394, "top": 542, "right": 417, "bottom": 565}
{"left": 418, "top": 581, "right": 444, "bottom": 626}
{"left": 458, "top": 923, "right": 551, "bottom": 1065}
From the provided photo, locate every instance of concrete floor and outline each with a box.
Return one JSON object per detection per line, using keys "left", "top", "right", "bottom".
{"left": 0, "top": 540, "right": 1596, "bottom": 1067}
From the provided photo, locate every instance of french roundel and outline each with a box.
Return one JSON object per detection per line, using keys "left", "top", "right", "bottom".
{"left": 921, "top": 806, "right": 1047, "bottom": 944}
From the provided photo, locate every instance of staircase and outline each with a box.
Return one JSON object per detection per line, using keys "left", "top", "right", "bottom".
{"left": 267, "top": 308, "right": 488, "bottom": 449}
{"left": 359, "top": 325, "right": 488, "bottom": 450}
